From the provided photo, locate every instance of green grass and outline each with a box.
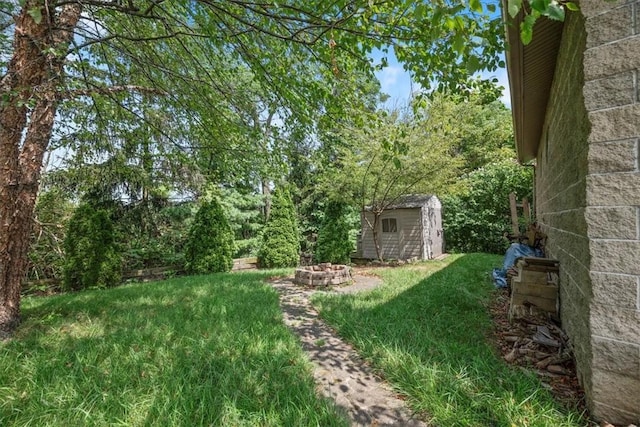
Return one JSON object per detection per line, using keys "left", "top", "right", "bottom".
{"left": 0, "top": 271, "right": 348, "bottom": 427}
{"left": 313, "top": 253, "right": 588, "bottom": 427}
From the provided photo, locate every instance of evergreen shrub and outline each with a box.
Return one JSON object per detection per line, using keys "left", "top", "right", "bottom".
{"left": 184, "top": 198, "right": 235, "bottom": 274}
{"left": 315, "top": 201, "right": 354, "bottom": 264}
{"left": 258, "top": 187, "right": 300, "bottom": 268}
{"left": 63, "top": 204, "right": 122, "bottom": 291}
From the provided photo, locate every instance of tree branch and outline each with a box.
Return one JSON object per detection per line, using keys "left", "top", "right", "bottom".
{"left": 62, "top": 84, "right": 167, "bottom": 99}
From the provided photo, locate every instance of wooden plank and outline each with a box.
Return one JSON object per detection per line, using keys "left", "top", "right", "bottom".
{"left": 511, "top": 293, "right": 557, "bottom": 313}
{"left": 123, "top": 266, "right": 176, "bottom": 278}
{"left": 233, "top": 257, "right": 258, "bottom": 265}
{"left": 521, "top": 257, "right": 559, "bottom": 266}
{"left": 522, "top": 197, "right": 531, "bottom": 223}
{"left": 520, "top": 265, "right": 559, "bottom": 273}
{"left": 512, "top": 280, "right": 558, "bottom": 299}
{"left": 509, "top": 192, "right": 519, "bottom": 235}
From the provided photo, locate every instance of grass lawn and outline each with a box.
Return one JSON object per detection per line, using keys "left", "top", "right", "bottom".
{"left": 0, "top": 271, "right": 348, "bottom": 427}
{"left": 313, "top": 253, "right": 588, "bottom": 427}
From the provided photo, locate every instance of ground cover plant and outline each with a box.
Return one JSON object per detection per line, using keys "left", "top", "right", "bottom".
{"left": 312, "top": 254, "right": 588, "bottom": 426}
{"left": 0, "top": 272, "right": 348, "bottom": 427}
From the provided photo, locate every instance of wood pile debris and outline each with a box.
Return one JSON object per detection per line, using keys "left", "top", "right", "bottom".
{"left": 491, "top": 289, "right": 585, "bottom": 409}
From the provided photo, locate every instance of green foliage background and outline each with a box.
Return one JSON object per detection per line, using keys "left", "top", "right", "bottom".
{"left": 63, "top": 204, "right": 122, "bottom": 291}
{"left": 258, "top": 187, "right": 300, "bottom": 268}
{"left": 442, "top": 161, "right": 533, "bottom": 254}
{"left": 184, "top": 198, "right": 235, "bottom": 274}
{"left": 28, "top": 189, "right": 74, "bottom": 282}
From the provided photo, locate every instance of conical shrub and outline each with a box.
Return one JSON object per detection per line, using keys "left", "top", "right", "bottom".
{"left": 184, "top": 197, "right": 235, "bottom": 274}
{"left": 258, "top": 186, "right": 300, "bottom": 268}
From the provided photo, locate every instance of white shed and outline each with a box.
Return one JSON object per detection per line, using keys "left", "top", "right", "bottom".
{"left": 360, "top": 195, "right": 443, "bottom": 261}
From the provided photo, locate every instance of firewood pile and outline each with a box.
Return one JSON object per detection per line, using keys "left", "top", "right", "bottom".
{"left": 491, "top": 289, "right": 585, "bottom": 408}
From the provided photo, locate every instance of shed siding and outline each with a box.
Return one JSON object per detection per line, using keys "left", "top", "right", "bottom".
{"left": 361, "top": 208, "right": 423, "bottom": 260}
{"left": 400, "top": 209, "right": 423, "bottom": 259}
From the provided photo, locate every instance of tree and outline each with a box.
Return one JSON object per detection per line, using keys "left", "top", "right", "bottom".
{"left": 419, "top": 93, "right": 515, "bottom": 175}
{"left": 63, "top": 203, "right": 122, "bottom": 291}
{"left": 441, "top": 161, "right": 533, "bottom": 254}
{"left": 258, "top": 186, "right": 300, "bottom": 268}
{"left": 315, "top": 201, "right": 355, "bottom": 264}
{"left": 184, "top": 198, "right": 235, "bottom": 274}
{"left": 219, "top": 188, "right": 265, "bottom": 258}
{"left": 322, "top": 105, "right": 459, "bottom": 261}
{"left": 0, "top": 0, "right": 575, "bottom": 335}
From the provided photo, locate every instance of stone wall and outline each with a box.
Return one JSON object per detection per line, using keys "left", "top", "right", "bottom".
{"left": 582, "top": 0, "right": 640, "bottom": 423}
{"left": 536, "top": 8, "right": 593, "bottom": 402}
{"left": 537, "top": 2, "right": 640, "bottom": 423}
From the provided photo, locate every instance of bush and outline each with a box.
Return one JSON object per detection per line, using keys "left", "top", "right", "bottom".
{"left": 119, "top": 202, "right": 193, "bottom": 271}
{"left": 219, "top": 188, "right": 264, "bottom": 253}
{"left": 184, "top": 198, "right": 235, "bottom": 274}
{"left": 63, "top": 204, "right": 122, "bottom": 291}
{"left": 315, "top": 201, "right": 354, "bottom": 264}
{"left": 258, "top": 187, "right": 300, "bottom": 268}
{"left": 442, "top": 161, "right": 533, "bottom": 254}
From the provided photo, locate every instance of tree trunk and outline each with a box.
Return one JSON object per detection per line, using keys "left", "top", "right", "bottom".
{"left": 262, "top": 180, "right": 271, "bottom": 221}
{"left": 0, "top": 2, "right": 81, "bottom": 337}
{"left": 371, "top": 214, "right": 383, "bottom": 262}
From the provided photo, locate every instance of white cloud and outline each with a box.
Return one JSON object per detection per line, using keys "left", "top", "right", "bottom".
{"left": 377, "top": 65, "right": 403, "bottom": 92}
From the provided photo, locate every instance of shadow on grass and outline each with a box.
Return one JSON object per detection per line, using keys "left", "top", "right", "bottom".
{"left": 314, "top": 253, "right": 586, "bottom": 427}
{"left": 1, "top": 271, "right": 348, "bottom": 426}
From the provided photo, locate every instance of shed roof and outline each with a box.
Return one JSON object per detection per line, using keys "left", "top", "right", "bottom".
{"left": 383, "top": 194, "right": 437, "bottom": 209}
{"left": 503, "top": 8, "right": 565, "bottom": 162}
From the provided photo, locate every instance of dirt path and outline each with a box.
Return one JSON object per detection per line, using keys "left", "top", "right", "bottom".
{"left": 270, "top": 275, "right": 427, "bottom": 427}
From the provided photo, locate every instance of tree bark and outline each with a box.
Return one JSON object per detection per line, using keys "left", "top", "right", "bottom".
{"left": 0, "top": 2, "right": 81, "bottom": 338}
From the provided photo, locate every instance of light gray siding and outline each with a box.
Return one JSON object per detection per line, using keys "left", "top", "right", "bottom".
{"left": 360, "top": 195, "right": 443, "bottom": 261}
{"left": 361, "top": 208, "right": 423, "bottom": 260}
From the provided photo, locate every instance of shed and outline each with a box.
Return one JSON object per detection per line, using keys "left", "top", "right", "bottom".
{"left": 360, "top": 195, "right": 443, "bottom": 261}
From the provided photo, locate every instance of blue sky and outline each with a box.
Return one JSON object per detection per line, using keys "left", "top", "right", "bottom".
{"left": 373, "top": 48, "right": 511, "bottom": 109}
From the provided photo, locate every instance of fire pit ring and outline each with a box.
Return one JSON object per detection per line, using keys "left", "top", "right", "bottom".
{"left": 294, "top": 263, "right": 352, "bottom": 287}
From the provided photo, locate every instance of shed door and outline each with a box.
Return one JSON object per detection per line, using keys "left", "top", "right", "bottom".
{"left": 380, "top": 217, "right": 400, "bottom": 259}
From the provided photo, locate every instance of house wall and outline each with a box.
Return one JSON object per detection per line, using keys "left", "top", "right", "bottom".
{"left": 361, "top": 209, "right": 423, "bottom": 260}
{"left": 536, "top": 9, "right": 593, "bottom": 403}
{"left": 581, "top": 0, "right": 640, "bottom": 423}
{"left": 538, "top": 3, "right": 640, "bottom": 424}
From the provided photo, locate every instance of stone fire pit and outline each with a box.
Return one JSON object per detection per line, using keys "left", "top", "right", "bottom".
{"left": 294, "top": 263, "right": 352, "bottom": 287}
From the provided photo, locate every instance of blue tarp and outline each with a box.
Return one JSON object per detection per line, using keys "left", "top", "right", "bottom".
{"left": 492, "top": 243, "right": 544, "bottom": 288}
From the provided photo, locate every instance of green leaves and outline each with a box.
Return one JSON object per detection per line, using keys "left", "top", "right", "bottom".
{"left": 507, "top": 0, "right": 522, "bottom": 18}
{"left": 520, "top": 14, "right": 537, "bottom": 45}
{"left": 185, "top": 198, "right": 235, "bottom": 274}
{"left": 565, "top": 2, "right": 579, "bottom": 11}
{"left": 543, "top": 2, "right": 566, "bottom": 21}
{"left": 26, "top": 6, "right": 42, "bottom": 24}
{"left": 258, "top": 187, "right": 300, "bottom": 268}
{"left": 469, "top": 0, "right": 483, "bottom": 13}
{"left": 506, "top": 0, "right": 575, "bottom": 44}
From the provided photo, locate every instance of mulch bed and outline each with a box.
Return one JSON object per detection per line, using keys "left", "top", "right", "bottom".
{"left": 489, "top": 288, "right": 589, "bottom": 416}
